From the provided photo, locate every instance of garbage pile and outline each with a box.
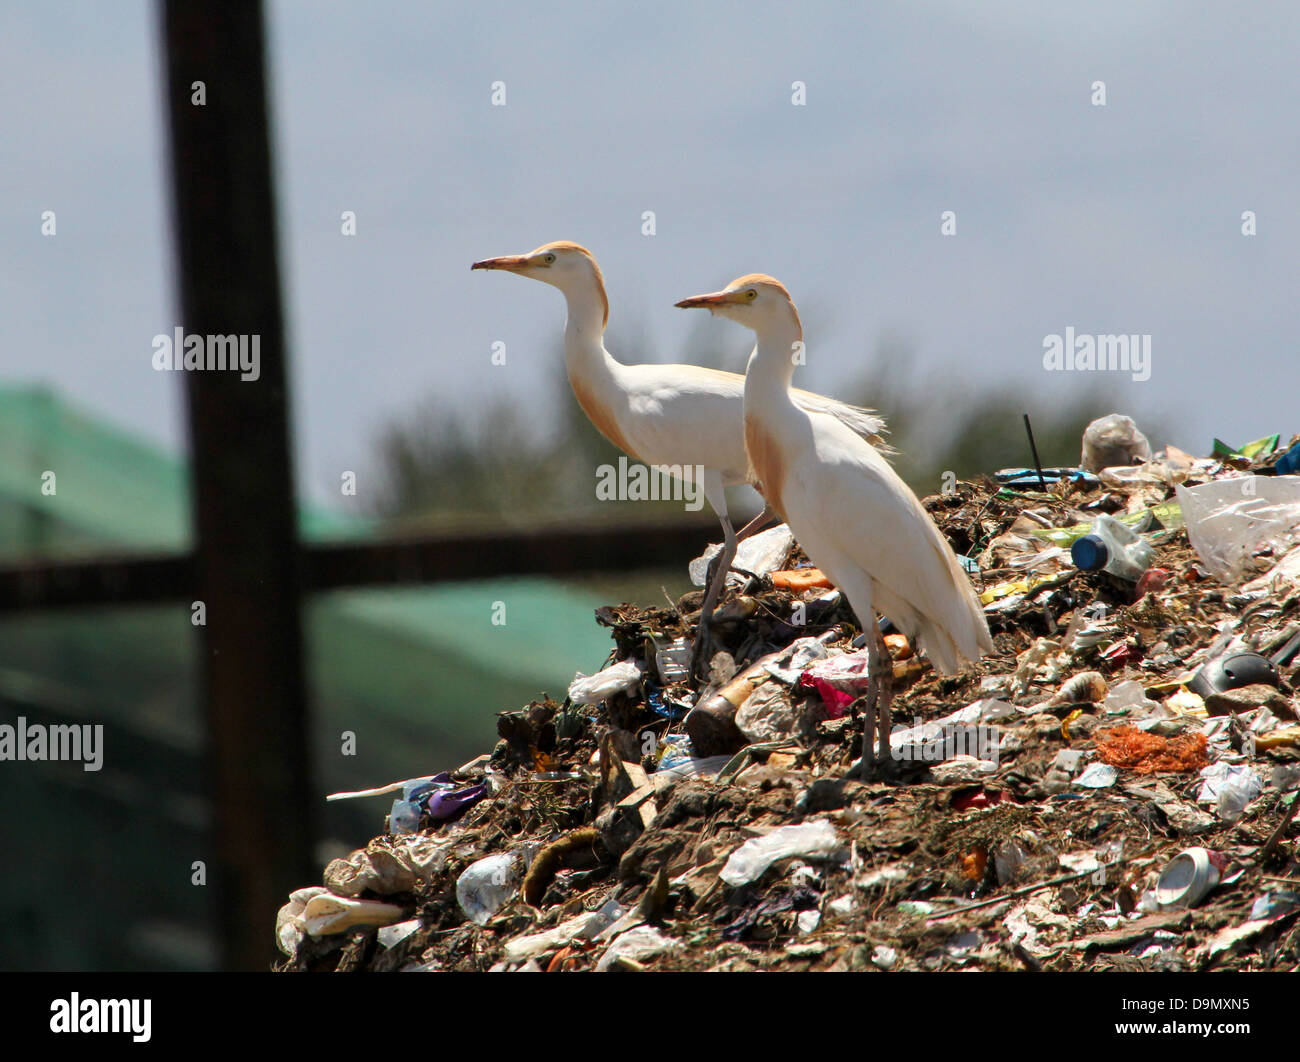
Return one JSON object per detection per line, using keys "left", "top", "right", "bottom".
{"left": 277, "top": 423, "right": 1300, "bottom": 973}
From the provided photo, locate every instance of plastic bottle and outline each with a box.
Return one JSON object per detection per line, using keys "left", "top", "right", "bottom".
{"left": 1070, "top": 514, "right": 1155, "bottom": 582}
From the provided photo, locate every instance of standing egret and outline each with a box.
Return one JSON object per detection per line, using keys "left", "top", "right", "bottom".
{"left": 676, "top": 274, "right": 993, "bottom": 773}
{"left": 472, "top": 242, "right": 888, "bottom": 678}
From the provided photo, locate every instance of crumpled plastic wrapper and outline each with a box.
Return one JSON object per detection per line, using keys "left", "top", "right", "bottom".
{"left": 568, "top": 660, "right": 642, "bottom": 706}
{"left": 324, "top": 834, "right": 454, "bottom": 896}
{"left": 689, "top": 523, "right": 794, "bottom": 588}
{"left": 275, "top": 887, "right": 405, "bottom": 955}
{"left": 719, "top": 820, "right": 841, "bottom": 886}
{"left": 1081, "top": 414, "right": 1152, "bottom": 472}
{"left": 734, "top": 680, "right": 799, "bottom": 742}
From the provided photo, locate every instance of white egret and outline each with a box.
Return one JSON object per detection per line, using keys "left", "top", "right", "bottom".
{"left": 676, "top": 274, "right": 993, "bottom": 772}
{"left": 472, "top": 242, "right": 888, "bottom": 678}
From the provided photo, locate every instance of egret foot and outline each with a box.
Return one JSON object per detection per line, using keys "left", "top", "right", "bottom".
{"left": 690, "top": 622, "right": 714, "bottom": 686}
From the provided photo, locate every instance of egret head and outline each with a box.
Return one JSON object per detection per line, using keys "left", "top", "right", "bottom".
{"left": 674, "top": 274, "right": 801, "bottom": 334}
{"left": 472, "top": 241, "right": 609, "bottom": 326}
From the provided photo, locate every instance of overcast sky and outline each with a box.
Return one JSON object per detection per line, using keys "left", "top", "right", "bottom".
{"left": 3, "top": 1, "right": 1297, "bottom": 511}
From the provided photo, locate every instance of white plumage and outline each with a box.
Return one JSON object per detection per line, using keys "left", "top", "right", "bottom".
{"left": 777, "top": 422, "right": 991, "bottom": 673}
{"left": 677, "top": 273, "right": 993, "bottom": 771}
{"left": 473, "top": 242, "right": 889, "bottom": 675}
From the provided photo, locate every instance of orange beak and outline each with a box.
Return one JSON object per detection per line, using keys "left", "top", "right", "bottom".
{"left": 675, "top": 289, "right": 742, "bottom": 309}
{"left": 471, "top": 254, "right": 532, "bottom": 272}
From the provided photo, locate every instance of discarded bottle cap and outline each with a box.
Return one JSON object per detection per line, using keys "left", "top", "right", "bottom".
{"left": 1071, "top": 534, "right": 1110, "bottom": 572}
{"left": 1188, "top": 651, "right": 1280, "bottom": 699}
{"left": 1155, "top": 847, "right": 1225, "bottom": 909}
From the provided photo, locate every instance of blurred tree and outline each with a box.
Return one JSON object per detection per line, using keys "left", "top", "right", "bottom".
{"left": 370, "top": 326, "right": 1166, "bottom": 529}
{"left": 370, "top": 393, "right": 569, "bottom": 524}
{"left": 370, "top": 325, "right": 714, "bottom": 526}
{"left": 842, "top": 333, "right": 1168, "bottom": 497}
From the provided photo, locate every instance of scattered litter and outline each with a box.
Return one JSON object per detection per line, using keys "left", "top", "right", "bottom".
{"left": 689, "top": 523, "right": 794, "bottom": 588}
{"left": 1081, "top": 414, "right": 1152, "bottom": 473}
{"left": 1095, "top": 726, "right": 1209, "bottom": 774}
{"left": 1250, "top": 891, "right": 1300, "bottom": 921}
{"left": 1153, "top": 847, "right": 1228, "bottom": 910}
{"left": 1074, "top": 762, "right": 1118, "bottom": 788}
{"left": 1071, "top": 514, "right": 1155, "bottom": 583}
{"left": 770, "top": 568, "right": 835, "bottom": 591}
{"left": 1197, "top": 763, "right": 1264, "bottom": 821}
{"left": 719, "top": 820, "right": 842, "bottom": 887}
{"left": 276, "top": 887, "right": 330, "bottom": 957}
{"left": 596, "top": 926, "right": 680, "bottom": 971}
{"left": 1177, "top": 476, "right": 1300, "bottom": 583}
{"left": 273, "top": 429, "right": 1300, "bottom": 972}
{"left": 569, "top": 660, "right": 642, "bottom": 705}
{"left": 301, "top": 894, "right": 405, "bottom": 937}
{"left": 1190, "top": 652, "right": 1280, "bottom": 699}
{"left": 504, "top": 899, "right": 627, "bottom": 963}
{"left": 377, "top": 918, "right": 422, "bottom": 949}
{"left": 931, "top": 754, "right": 997, "bottom": 783}
{"left": 325, "top": 834, "right": 453, "bottom": 896}
{"left": 456, "top": 851, "right": 531, "bottom": 925}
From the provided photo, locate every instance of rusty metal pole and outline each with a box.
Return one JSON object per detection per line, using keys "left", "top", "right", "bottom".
{"left": 160, "top": 0, "right": 315, "bottom": 970}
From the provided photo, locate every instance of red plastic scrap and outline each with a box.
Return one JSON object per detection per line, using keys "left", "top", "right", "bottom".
{"left": 1133, "top": 567, "right": 1171, "bottom": 601}
{"left": 797, "top": 651, "right": 876, "bottom": 720}
{"left": 797, "top": 672, "right": 854, "bottom": 718}
{"left": 950, "top": 787, "right": 1008, "bottom": 812}
{"left": 1100, "top": 640, "right": 1141, "bottom": 667}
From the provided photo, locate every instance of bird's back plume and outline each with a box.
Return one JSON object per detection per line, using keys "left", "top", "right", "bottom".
{"left": 791, "top": 390, "right": 894, "bottom": 455}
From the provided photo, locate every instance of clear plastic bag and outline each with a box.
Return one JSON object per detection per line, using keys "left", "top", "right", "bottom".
{"left": 719, "top": 819, "right": 841, "bottom": 886}
{"left": 1081, "top": 414, "right": 1152, "bottom": 472}
{"left": 1175, "top": 476, "right": 1300, "bottom": 583}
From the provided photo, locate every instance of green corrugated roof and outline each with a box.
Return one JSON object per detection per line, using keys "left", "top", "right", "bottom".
{"left": 0, "top": 384, "right": 613, "bottom": 772}
{"left": 0, "top": 385, "right": 360, "bottom": 552}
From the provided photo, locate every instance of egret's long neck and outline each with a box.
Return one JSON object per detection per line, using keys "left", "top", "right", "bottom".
{"left": 745, "top": 317, "right": 803, "bottom": 412}
{"left": 741, "top": 314, "right": 804, "bottom": 520}
{"left": 557, "top": 276, "right": 636, "bottom": 457}
{"left": 559, "top": 276, "right": 620, "bottom": 385}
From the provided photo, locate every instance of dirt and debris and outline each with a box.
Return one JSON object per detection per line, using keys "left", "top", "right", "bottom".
{"left": 277, "top": 432, "right": 1300, "bottom": 973}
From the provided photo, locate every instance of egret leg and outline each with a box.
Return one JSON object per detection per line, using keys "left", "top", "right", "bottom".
{"left": 733, "top": 504, "right": 778, "bottom": 546}
{"left": 693, "top": 513, "right": 737, "bottom": 682}
{"left": 873, "top": 622, "right": 895, "bottom": 769}
{"left": 699, "top": 504, "right": 776, "bottom": 632}
{"left": 860, "top": 627, "right": 884, "bottom": 775}
{"left": 691, "top": 471, "right": 734, "bottom": 683}
{"left": 853, "top": 620, "right": 895, "bottom": 779}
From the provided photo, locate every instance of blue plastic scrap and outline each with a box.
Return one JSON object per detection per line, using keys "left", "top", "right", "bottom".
{"left": 647, "top": 685, "right": 688, "bottom": 721}
{"left": 995, "top": 467, "right": 1100, "bottom": 488}
{"left": 1271, "top": 440, "right": 1300, "bottom": 476}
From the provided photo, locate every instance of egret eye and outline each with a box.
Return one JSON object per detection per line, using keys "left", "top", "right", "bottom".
{"left": 545, "top": 253, "right": 556, "bottom": 264}
{"left": 747, "top": 289, "right": 757, "bottom": 300}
